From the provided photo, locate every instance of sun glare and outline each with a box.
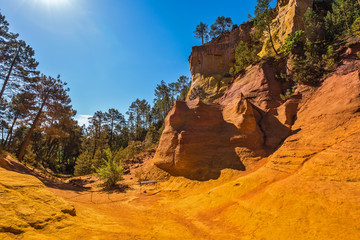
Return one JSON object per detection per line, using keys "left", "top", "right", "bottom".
{"left": 42, "top": 0, "right": 67, "bottom": 3}
{"left": 39, "top": 0, "right": 69, "bottom": 6}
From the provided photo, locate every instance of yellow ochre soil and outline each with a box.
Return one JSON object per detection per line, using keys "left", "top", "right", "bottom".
{"left": 1, "top": 70, "right": 360, "bottom": 239}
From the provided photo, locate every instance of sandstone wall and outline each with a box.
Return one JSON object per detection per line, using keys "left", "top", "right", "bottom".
{"left": 187, "top": 0, "right": 314, "bottom": 103}
{"left": 187, "top": 22, "right": 253, "bottom": 102}
{"left": 153, "top": 62, "right": 294, "bottom": 180}
{"left": 259, "top": 0, "right": 313, "bottom": 56}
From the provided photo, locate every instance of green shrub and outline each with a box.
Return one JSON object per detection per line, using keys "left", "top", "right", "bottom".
{"left": 116, "top": 141, "right": 143, "bottom": 160}
{"left": 322, "top": 45, "right": 336, "bottom": 70}
{"left": 325, "top": 0, "right": 360, "bottom": 38}
{"left": 280, "top": 85, "right": 297, "bottom": 101}
{"left": 23, "top": 144, "right": 37, "bottom": 167}
{"left": 281, "top": 30, "right": 304, "bottom": 54}
{"left": 74, "top": 151, "right": 93, "bottom": 176}
{"left": 96, "top": 148, "right": 123, "bottom": 188}
{"left": 352, "top": 17, "right": 360, "bottom": 34}
{"left": 230, "top": 41, "right": 260, "bottom": 76}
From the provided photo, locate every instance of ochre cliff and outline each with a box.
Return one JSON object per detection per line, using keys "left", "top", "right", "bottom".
{"left": 153, "top": 96, "right": 265, "bottom": 180}
{"left": 154, "top": 59, "right": 295, "bottom": 180}
{"left": 187, "top": 0, "right": 314, "bottom": 102}
{"left": 259, "top": 0, "right": 313, "bottom": 56}
{"left": 187, "top": 22, "right": 253, "bottom": 102}
{"left": 152, "top": 51, "right": 360, "bottom": 239}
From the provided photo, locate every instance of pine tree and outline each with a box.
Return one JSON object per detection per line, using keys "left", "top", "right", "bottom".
{"left": 0, "top": 40, "right": 39, "bottom": 101}
{"left": 209, "top": 16, "right": 233, "bottom": 39}
{"left": 253, "top": 0, "right": 279, "bottom": 55}
{"left": 18, "top": 75, "right": 71, "bottom": 161}
{"left": 194, "top": 22, "right": 209, "bottom": 44}
{"left": 95, "top": 148, "right": 123, "bottom": 188}
{"left": 2, "top": 92, "right": 35, "bottom": 147}
{"left": 105, "top": 108, "right": 125, "bottom": 149}
{"left": 325, "top": 0, "right": 360, "bottom": 37}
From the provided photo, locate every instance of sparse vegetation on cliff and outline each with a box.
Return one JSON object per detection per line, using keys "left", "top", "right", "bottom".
{"left": 209, "top": 16, "right": 234, "bottom": 39}
{"left": 253, "top": 0, "right": 279, "bottom": 55}
{"left": 229, "top": 41, "right": 260, "bottom": 75}
{"left": 194, "top": 22, "right": 209, "bottom": 45}
{"left": 194, "top": 16, "right": 235, "bottom": 44}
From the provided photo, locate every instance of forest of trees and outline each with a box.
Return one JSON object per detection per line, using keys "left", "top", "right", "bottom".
{"left": 0, "top": 11, "right": 190, "bottom": 179}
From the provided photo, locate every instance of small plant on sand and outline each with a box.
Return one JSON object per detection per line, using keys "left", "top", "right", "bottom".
{"left": 96, "top": 148, "right": 123, "bottom": 188}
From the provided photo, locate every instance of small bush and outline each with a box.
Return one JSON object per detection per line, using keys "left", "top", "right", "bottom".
{"left": 322, "top": 45, "right": 336, "bottom": 70}
{"left": 281, "top": 30, "right": 305, "bottom": 54}
{"left": 74, "top": 151, "right": 93, "bottom": 176}
{"left": 352, "top": 17, "right": 360, "bottom": 35}
{"left": 23, "top": 144, "right": 37, "bottom": 167}
{"left": 96, "top": 148, "right": 123, "bottom": 188}
{"left": 116, "top": 141, "right": 143, "bottom": 160}
{"left": 280, "top": 85, "right": 297, "bottom": 101}
{"left": 230, "top": 41, "right": 260, "bottom": 76}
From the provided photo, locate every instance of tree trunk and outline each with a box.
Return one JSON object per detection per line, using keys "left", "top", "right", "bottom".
{"left": 109, "top": 120, "right": 114, "bottom": 148}
{"left": 18, "top": 100, "right": 46, "bottom": 161}
{"left": 0, "top": 46, "right": 20, "bottom": 100}
{"left": 3, "top": 115, "right": 17, "bottom": 146}
{"left": 267, "top": 24, "right": 279, "bottom": 55}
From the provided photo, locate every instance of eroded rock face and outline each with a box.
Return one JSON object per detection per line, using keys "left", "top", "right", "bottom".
{"left": 154, "top": 60, "right": 296, "bottom": 180}
{"left": 187, "top": 0, "right": 314, "bottom": 103}
{"left": 153, "top": 96, "right": 265, "bottom": 180}
{"left": 259, "top": 0, "right": 313, "bottom": 56}
{"left": 267, "top": 70, "right": 360, "bottom": 173}
{"left": 187, "top": 22, "right": 253, "bottom": 102}
{"left": 220, "top": 62, "right": 284, "bottom": 110}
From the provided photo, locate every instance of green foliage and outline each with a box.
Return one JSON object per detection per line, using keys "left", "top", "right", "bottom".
{"left": 291, "top": 8, "right": 329, "bottom": 84}
{"left": 115, "top": 141, "right": 143, "bottom": 160}
{"left": 95, "top": 148, "right": 123, "bottom": 188}
{"left": 253, "top": 0, "right": 278, "bottom": 55}
{"left": 144, "top": 123, "right": 159, "bottom": 148}
{"left": 325, "top": 0, "right": 360, "bottom": 38}
{"left": 280, "top": 85, "right": 297, "bottom": 101}
{"left": 230, "top": 41, "right": 260, "bottom": 75}
{"left": 74, "top": 151, "right": 93, "bottom": 176}
{"left": 322, "top": 45, "right": 336, "bottom": 70}
{"left": 194, "top": 22, "right": 209, "bottom": 44}
{"left": 292, "top": 40, "right": 325, "bottom": 83}
{"left": 352, "top": 17, "right": 360, "bottom": 34}
{"left": 22, "top": 144, "right": 36, "bottom": 167}
{"left": 281, "top": 30, "right": 305, "bottom": 54}
{"left": 209, "top": 16, "right": 233, "bottom": 39}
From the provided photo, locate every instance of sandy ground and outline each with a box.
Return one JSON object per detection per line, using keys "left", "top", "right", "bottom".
{"left": 44, "top": 168, "right": 245, "bottom": 240}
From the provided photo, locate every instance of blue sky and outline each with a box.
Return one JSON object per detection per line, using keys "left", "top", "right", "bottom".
{"left": 0, "top": 0, "right": 259, "bottom": 125}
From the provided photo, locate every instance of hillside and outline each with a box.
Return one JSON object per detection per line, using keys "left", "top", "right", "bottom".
{"left": 1, "top": 0, "right": 360, "bottom": 239}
